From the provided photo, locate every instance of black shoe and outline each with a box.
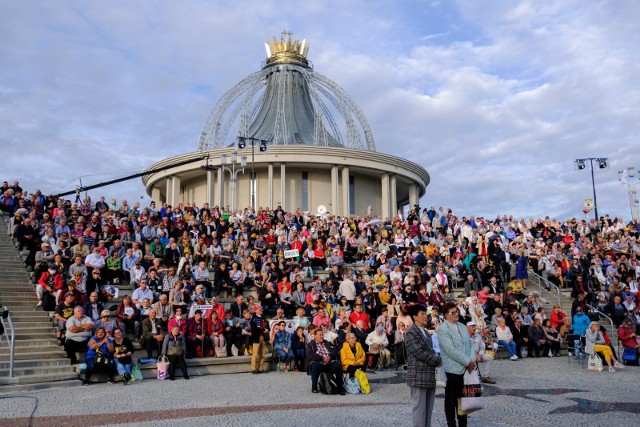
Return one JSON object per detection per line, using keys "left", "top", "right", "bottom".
{"left": 252, "top": 371, "right": 258, "bottom": 375}
{"left": 312, "top": 387, "right": 319, "bottom": 393}
{"left": 339, "top": 388, "right": 346, "bottom": 395}
{"left": 169, "top": 377, "right": 175, "bottom": 381}
{"left": 184, "top": 376, "right": 190, "bottom": 380}
{"left": 56, "top": 338, "right": 63, "bottom": 346}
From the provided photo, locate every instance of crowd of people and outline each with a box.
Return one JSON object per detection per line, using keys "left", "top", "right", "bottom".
{"left": 3, "top": 180, "right": 640, "bottom": 393}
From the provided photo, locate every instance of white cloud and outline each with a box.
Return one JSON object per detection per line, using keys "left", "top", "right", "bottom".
{"left": 0, "top": 0, "right": 638, "bottom": 220}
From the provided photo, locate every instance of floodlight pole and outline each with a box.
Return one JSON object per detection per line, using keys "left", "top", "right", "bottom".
{"left": 576, "top": 157, "right": 608, "bottom": 223}
{"left": 238, "top": 137, "right": 268, "bottom": 211}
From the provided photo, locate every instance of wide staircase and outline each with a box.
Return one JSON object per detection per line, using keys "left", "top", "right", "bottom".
{"left": 0, "top": 216, "right": 81, "bottom": 393}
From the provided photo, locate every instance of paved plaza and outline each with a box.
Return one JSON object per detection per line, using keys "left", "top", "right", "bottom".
{"left": 0, "top": 357, "right": 638, "bottom": 427}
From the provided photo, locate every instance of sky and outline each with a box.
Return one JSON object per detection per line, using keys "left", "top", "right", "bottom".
{"left": 1, "top": 0, "right": 639, "bottom": 221}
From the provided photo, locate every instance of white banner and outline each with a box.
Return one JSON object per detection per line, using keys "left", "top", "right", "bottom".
{"left": 284, "top": 249, "right": 299, "bottom": 258}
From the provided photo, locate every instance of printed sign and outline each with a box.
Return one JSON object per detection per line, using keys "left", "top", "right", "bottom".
{"left": 284, "top": 249, "right": 299, "bottom": 258}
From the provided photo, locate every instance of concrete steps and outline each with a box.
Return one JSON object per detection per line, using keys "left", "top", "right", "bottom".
{"left": 0, "top": 215, "right": 81, "bottom": 393}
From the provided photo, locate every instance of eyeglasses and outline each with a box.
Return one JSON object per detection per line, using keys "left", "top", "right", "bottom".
{"left": 447, "top": 310, "right": 459, "bottom": 316}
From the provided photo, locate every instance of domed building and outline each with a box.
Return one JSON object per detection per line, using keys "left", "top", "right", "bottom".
{"left": 143, "top": 31, "right": 429, "bottom": 218}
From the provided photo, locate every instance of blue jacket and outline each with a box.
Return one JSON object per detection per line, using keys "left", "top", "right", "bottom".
{"left": 438, "top": 321, "right": 475, "bottom": 375}
{"left": 572, "top": 313, "right": 590, "bottom": 336}
{"left": 273, "top": 330, "right": 292, "bottom": 351}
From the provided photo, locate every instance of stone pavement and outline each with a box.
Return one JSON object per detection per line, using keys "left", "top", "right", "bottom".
{"left": 0, "top": 356, "right": 638, "bottom": 427}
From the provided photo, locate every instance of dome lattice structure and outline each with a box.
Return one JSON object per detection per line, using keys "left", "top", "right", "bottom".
{"left": 198, "top": 31, "right": 376, "bottom": 152}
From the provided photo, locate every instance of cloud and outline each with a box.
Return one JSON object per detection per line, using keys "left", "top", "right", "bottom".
{"left": 0, "top": 0, "right": 638, "bottom": 220}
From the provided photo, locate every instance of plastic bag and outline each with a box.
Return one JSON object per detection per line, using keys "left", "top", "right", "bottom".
{"left": 157, "top": 357, "right": 169, "bottom": 380}
{"left": 458, "top": 367, "right": 484, "bottom": 415}
{"left": 131, "top": 364, "right": 144, "bottom": 382}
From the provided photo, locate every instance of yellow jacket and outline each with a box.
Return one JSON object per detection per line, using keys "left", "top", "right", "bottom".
{"left": 340, "top": 342, "right": 366, "bottom": 371}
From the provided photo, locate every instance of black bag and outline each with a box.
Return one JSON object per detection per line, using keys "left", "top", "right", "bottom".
{"left": 95, "top": 351, "right": 110, "bottom": 367}
{"left": 42, "top": 292, "right": 56, "bottom": 311}
{"left": 318, "top": 372, "right": 339, "bottom": 395}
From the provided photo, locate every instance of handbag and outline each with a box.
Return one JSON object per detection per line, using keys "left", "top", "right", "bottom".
{"left": 95, "top": 351, "right": 110, "bottom": 367}
{"left": 167, "top": 342, "right": 183, "bottom": 357}
{"left": 157, "top": 356, "right": 169, "bottom": 380}
{"left": 131, "top": 364, "right": 144, "bottom": 382}
{"left": 458, "top": 367, "right": 484, "bottom": 415}
{"left": 587, "top": 354, "right": 603, "bottom": 371}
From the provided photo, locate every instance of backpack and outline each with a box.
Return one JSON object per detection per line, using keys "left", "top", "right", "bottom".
{"left": 42, "top": 292, "right": 56, "bottom": 311}
{"left": 354, "top": 369, "right": 370, "bottom": 394}
{"left": 345, "top": 377, "right": 361, "bottom": 394}
{"left": 318, "top": 372, "right": 339, "bottom": 395}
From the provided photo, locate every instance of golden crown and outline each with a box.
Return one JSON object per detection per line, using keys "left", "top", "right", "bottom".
{"left": 264, "top": 29, "right": 309, "bottom": 65}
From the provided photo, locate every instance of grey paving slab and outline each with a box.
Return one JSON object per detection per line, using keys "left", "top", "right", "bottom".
{"left": 0, "top": 356, "right": 638, "bottom": 427}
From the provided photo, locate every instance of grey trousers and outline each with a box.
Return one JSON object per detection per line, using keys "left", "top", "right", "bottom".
{"left": 410, "top": 386, "right": 437, "bottom": 427}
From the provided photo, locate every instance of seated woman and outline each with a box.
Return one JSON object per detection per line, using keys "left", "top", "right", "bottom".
{"left": 617, "top": 318, "right": 640, "bottom": 356}
{"left": 206, "top": 310, "right": 226, "bottom": 356}
{"left": 585, "top": 321, "right": 625, "bottom": 372}
{"left": 365, "top": 321, "right": 392, "bottom": 371}
{"left": 112, "top": 328, "right": 135, "bottom": 384}
{"left": 542, "top": 319, "right": 561, "bottom": 357}
{"left": 495, "top": 318, "right": 519, "bottom": 360}
{"left": 291, "top": 326, "right": 307, "bottom": 372}
{"left": 83, "top": 327, "right": 116, "bottom": 385}
{"left": 116, "top": 295, "right": 140, "bottom": 339}
{"left": 340, "top": 332, "right": 366, "bottom": 377}
{"left": 489, "top": 308, "right": 503, "bottom": 333}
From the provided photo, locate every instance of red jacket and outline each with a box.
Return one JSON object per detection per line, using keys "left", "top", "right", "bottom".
{"left": 37, "top": 272, "right": 64, "bottom": 291}
{"left": 349, "top": 311, "right": 371, "bottom": 331}
{"left": 550, "top": 310, "right": 567, "bottom": 329}
{"left": 617, "top": 324, "right": 638, "bottom": 349}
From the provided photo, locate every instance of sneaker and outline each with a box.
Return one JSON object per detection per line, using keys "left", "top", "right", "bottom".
{"left": 510, "top": 355, "right": 518, "bottom": 360}
{"left": 36, "top": 300, "right": 42, "bottom": 307}
{"left": 568, "top": 352, "right": 574, "bottom": 357}
{"left": 614, "top": 362, "right": 625, "bottom": 369}
{"left": 608, "top": 366, "right": 616, "bottom": 373}
{"left": 56, "top": 338, "right": 63, "bottom": 346}
{"left": 376, "top": 367, "right": 385, "bottom": 372}
{"left": 548, "top": 353, "right": 553, "bottom": 358}
{"left": 482, "top": 377, "right": 496, "bottom": 384}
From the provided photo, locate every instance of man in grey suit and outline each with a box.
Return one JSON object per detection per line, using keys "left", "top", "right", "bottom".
{"left": 405, "top": 304, "right": 442, "bottom": 427}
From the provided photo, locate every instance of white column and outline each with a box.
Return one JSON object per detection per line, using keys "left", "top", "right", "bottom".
{"left": 389, "top": 174, "right": 397, "bottom": 218}
{"left": 268, "top": 163, "right": 274, "bottom": 209}
{"left": 166, "top": 178, "right": 173, "bottom": 207}
{"left": 381, "top": 174, "right": 389, "bottom": 219}
{"left": 341, "top": 166, "right": 350, "bottom": 217}
{"left": 170, "top": 175, "right": 181, "bottom": 207}
{"left": 217, "top": 167, "right": 224, "bottom": 208}
{"left": 280, "top": 163, "right": 286, "bottom": 211}
{"left": 206, "top": 169, "right": 216, "bottom": 205}
{"left": 151, "top": 187, "right": 161, "bottom": 204}
{"left": 331, "top": 165, "right": 339, "bottom": 216}
{"left": 408, "top": 183, "right": 418, "bottom": 209}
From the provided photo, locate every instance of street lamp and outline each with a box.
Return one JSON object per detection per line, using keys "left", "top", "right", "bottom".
{"left": 238, "top": 137, "right": 268, "bottom": 211}
{"left": 575, "top": 157, "right": 608, "bottom": 222}
{"left": 220, "top": 151, "right": 247, "bottom": 213}
{"left": 618, "top": 166, "right": 638, "bottom": 220}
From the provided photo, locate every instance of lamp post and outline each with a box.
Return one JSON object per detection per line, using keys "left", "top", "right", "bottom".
{"left": 575, "top": 157, "right": 608, "bottom": 222}
{"left": 238, "top": 137, "right": 268, "bottom": 211}
{"left": 618, "top": 166, "right": 638, "bottom": 220}
{"left": 220, "top": 152, "right": 246, "bottom": 213}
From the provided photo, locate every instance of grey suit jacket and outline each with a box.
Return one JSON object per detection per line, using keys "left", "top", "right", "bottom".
{"left": 405, "top": 324, "right": 442, "bottom": 388}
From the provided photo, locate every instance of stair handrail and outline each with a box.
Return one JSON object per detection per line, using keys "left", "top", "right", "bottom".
{"left": 529, "top": 271, "right": 561, "bottom": 307}
{"left": 585, "top": 303, "right": 620, "bottom": 357}
{"left": 0, "top": 306, "right": 16, "bottom": 377}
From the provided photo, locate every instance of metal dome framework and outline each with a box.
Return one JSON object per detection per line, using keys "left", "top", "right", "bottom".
{"left": 197, "top": 63, "right": 377, "bottom": 152}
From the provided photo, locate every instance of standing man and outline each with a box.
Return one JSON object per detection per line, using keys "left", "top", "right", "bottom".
{"left": 405, "top": 304, "right": 442, "bottom": 427}
{"left": 438, "top": 302, "right": 476, "bottom": 427}
{"left": 250, "top": 305, "right": 269, "bottom": 374}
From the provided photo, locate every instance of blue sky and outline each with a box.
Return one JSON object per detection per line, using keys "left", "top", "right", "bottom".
{"left": 1, "top": 0, "right": 639, "bottom": 221}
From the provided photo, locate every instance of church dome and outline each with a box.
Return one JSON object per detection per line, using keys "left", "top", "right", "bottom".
{"left": 198, "top": 30, "right": 376, "bottom": 152}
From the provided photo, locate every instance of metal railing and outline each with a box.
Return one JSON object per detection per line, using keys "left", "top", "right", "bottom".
{"left": 586, "top": 303, "right": 621, "bottom": 357}
{"left": 529, "top": 271, "right": 561, "bottom": 307}
{"left": 0, "top": 306, "right": 16, "bottom": 377}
